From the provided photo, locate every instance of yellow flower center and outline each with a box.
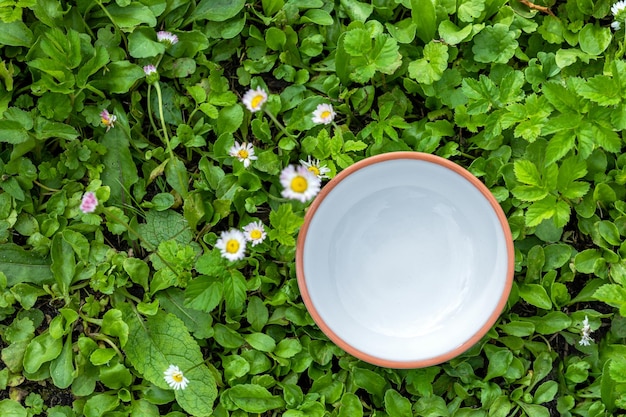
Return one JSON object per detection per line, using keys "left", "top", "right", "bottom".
{"left": 320, "top": 110, "right": 331, "bottom": 119}
{"left": 251, "top": 94, "right": 264, "bottom": 109}
{"left": 237, "top": 149, "right": 249, "bottom": 159}
{"left": 101, "top": 117, "right": 109, "bottom": 125}
{"left": 250, "top": 229, "right": 263, "bottom": 240}
{"left": 307, "top": 166, "right": 320, "bottom": 177}
{"left": 172, "top": 372, "right": 183, "bottom": 383}
{"left": 226, "top": 239, "right": 240, "bottom": 254}
{"left": 291, "top": 176, "right": 308, "bottom": 193}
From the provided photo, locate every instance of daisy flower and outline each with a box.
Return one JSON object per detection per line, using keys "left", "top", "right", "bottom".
{"left": 100, "top": 109, "right": 117, "bottom": 132}
{"left": 242, "top": 221, "right": 266, "bottom": 246}
{"left": 300, "top": 156, "right": 330, "bottom": 180}
{"left": 143, "top": 65, "right": 157, "bottom": 76}
{"left": 215, "top": 229, "right": 247, "bottom": 261}
{"left": 242, "top": 87, "right": 268, "bottom": 113}
{"left": 312, "top": 103, "right": 336, "bottom": 125}
{"left": 229, "top": 142, "right": 258, "bottom": 168}
{"left": 579, "top": 316, "right": 594, "bottom": 346}
{"left": 163, "top": 364, "right": 189, "bottom": 390}
{"left": 80, "top": 192, "right": 98, "bottom": 214}
{"left": 611, "top": 0, "right": 626, "bottom": 29}
{"left": 280, "top": 165, "right": 321, "bottom": 203}
{"left": 157, "top": 30, "right": 179, "bottom": 45}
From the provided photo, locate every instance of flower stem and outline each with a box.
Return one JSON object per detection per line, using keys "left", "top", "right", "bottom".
{"left": 153, "top": 81, "right": 175, "bottom": 160}
{"left": 264, "top": 108, "right": 293, "bottom": 140}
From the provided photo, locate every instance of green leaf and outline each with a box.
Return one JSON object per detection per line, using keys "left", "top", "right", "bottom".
{"left": 0, "top": 21, "right": 33, "bottom": 47}
{"left": 411, "top": 0, "right": 437, "bottom": 43}
{"left": 385, "top": 389, "right": 412, "bottom": 417}
{"left": 128, "top": 28, "right": 166, "bottom": 58}
{"left": 472, "top": 23, "right": 518, "bottom": 64}
{"left": 594, "top": 284, "right": 626, "bottom": 315}
{"left": 519, "top": 284, "right": 552, "bottom": 309}
{"left": 339, "top": 393, "right": 363, "bottom": 417}
{"left": 91, "top": 61, "right": 145, "bottom": 94}
{"left": 224, "top": 270, "right": 247, "bottom": 317}
{"left": 136, "top": 210, "right": 193, "bottom": 250}
{"left": 578, "top": 23, "right": 611, "bottom": 55}
{"left": 485, "top": 348, "right": 513, "bottom": 380}
{"left": 50, "top": 234, "right": 75, "bottom": 297}
{"left": 340, "top": 0, "right": 373, "bottom": 22}
{"left": 104, "top": 3, "right": 157, "bottom": 28}
{"left": 225, "top": 384, "right": 285, "bottom": 413}
{"left": 575, "top": 75, "right": 621, "bottom": 106}
{"left": 83, "top": 394, "right": 119, "bottom": 417}
{"left": 408, "top": 41, "right": 449, "bottom": 85}
{"left": 121, "top": 305, "right": 218, "bottom": 416}
{"left": 165, "top": 157, "right": 189, "bottom": 199}
{"left": 533, "top": 381, "right": 558, "bottom": 404}
{"left": 438, "top": 21, "right": 474, "bottom": 45}
{"left": 0, "top": 243, "right": 53, "bottom": 287}
{"left": 23, "top": 331, "right": 63, "bottom": 373}
{"left": 609, "top": 357, "right": 626, "bottom": 383}
{"left": 244, "top": 333, "right": 276, "bottom": 352}
{"left": 353, "top": 367, "right": 387, "bottom": 400}
{"left": 0, "top": 120, "right": 29, "bottom": 144}
{"left": 101, "top": 309, "right": 129, "bottom": 347}
{"left": 458, "top": 0, "right": 485, "bottom": 22}
{"left": 50, "top": 335, "right": 74, "bottom": 389}
{"left": 514, "top": 159, "right": 542, "bottom": 186}
{"left": 0, "top": 399, "right": 27, "bottom": 417}
{"left": 544, "top": 131, "right": 575, "bottom": 166}
{"left": 213, "top": 323, "right": 244, "bottom": 349}
{"left": 184, "top": 275, "right": 223, "bottom": 313}
{"left": 526, "top": 196, "right": 557, "bottom": 227}
{"left": 189, "top": 0, "right": 246, "bottom": 22}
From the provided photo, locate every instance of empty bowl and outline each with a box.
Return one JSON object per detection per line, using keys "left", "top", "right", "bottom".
{"left": 296, "top": 152, "right": 514, "bottom": 368}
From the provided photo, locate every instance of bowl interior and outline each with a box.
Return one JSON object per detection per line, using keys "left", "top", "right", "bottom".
{"left": 298, "top": 155, "right": 512, "bottom": 367}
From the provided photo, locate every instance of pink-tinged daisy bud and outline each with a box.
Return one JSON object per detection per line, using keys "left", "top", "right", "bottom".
{"left": 143, "top": 65, "right": 159, "bottom": 83}
{"left": 157, "top": 30, "right": 179, "bottom": 46}
{"left": 242, "top": 87, "right": 268, "bottom": 113}
{"left": 100, "top": 109, "right": 117, "bottom": 132}
{"left": 80, "top": 192, "right": 98, "bottom": 214}
{"left": 229, "top": 142, "right": 258, "bottom": 168}
{"left": 280, "top": 164, "right": 321, "bottom": 203}
{"left": 312, "top": 103, "right": 336, "bottom": 125}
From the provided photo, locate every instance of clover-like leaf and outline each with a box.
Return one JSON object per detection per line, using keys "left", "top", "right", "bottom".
{"left": 472, "top": 23, "right": 518, "bottom": 64}
{"left": 408, "top": 41, "right": 448, "bottom": 85}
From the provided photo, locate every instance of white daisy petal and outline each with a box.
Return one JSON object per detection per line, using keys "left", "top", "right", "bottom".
{"left": 229, "top": 142, "right": 258, "bottom": 168}
{"left": 163, "top": 364, "right": 189, "bottom": 390}
{"left": 242, "top": 221, "right": 267, "bottom": 246}
{"left": 312, "top": 103, "right": 336, "bottom": 125}
{"left": 299, "top": 156, "right": 330, "bottom": 180}
{"left": 280, "top": 165, "right": 321, "bottom": 203}
{"left": 215, "top": 229, "right": 247, "bottom": 261}
{"left": 242, "top": 87, "right": 268, "bottom": 112}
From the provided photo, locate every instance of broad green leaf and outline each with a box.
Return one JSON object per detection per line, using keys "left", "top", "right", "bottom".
{"left": 165, "top": 157, "right": 189, "bottom": 199}
{"left": 244, "top": 333, "right": 276, "bottom": 352}
{"left": 0, "top": 243, "right": 53, "bottom": 286}
{"left": 526, "top": 196, "right": 557, "bottom": 227}
{"left": 575, "top": 75, "right": 621, "bottom": 106}
{"left": 353, "top": 367, "right": 387, "bottom": 399}
{"left": 472, "top": 23, "right": 518, "bottom": 63}
{"left": 411, "top": 0, "right": 437, "bottom": 43}
{"left": 136, "top": 210, "right": 194, "bottom": 250}
{"left": 458, "top": 0, "right": 485, "bottom": 22}
{"left": 533, "top": 381, "right": 558, "bottom": 404}
{"left": 578, "top": 23, "right": 611, "bottom": 55}
{"left": 499, "top": 321, "right": 535, "bottom": 337}
{"left": 609, "top": 357, "right": 626, "bottom": 383}
{"left": 225, "top": 384, "right": 285, "bottom": 413}
{"left": 128, "top": 28, "right": 166, "bottom": 58}
{"left": 91, "top": 61, "right": 145, "bottom": 94}
{"left": 519, "top": 284, "right": 552, "bottom": 309}
{"left": 0, "top": 399, "right": 27, "bottom": 417}
{"left": 0, "top": 21, "right": 33, "bottom": 47}
{"left": 23, "top": 331, "right": 63, "bottom": 373}
{"left": 545, "top": 131, "right": 575, "bottom": 166}
{"left": 156, "top": 289, "right": 214, "bottom": 339}
{"left": 103, "top": 3, "right": 157, "bottom": 28}
{"left": 522, "top": 311, "right": 572, "bottom": 334}
{"left": 385, "top": 389, "right": 412, "bottom": 417}
{"left": 246, "top": 296, "right": 268, "bottom": 332}
{"left": 101, "top": 309, "right": 129, "bottom": 347}
{"left": 121, "top": 305, "right": 218, "bottom": 416}
{"left": 184, "top": 275, "right": 223, "bottom": 313}
{"left": 514, "top": 160, "right": 542, "bottom": 186}
{"left": 83, "top": 394, "right": 119, "bottom": 417}
{"left": 213, "top": 323, "right": 245, "bottom": 349}
{"left": 594, "top": 284, "right": 626, "bottom": 315}
{"left": 438, "top": 21, "right": 474, "bottom": 45}
{"left": 408, "top": 41, "right": 449, "bottom": 84}
{"left": 485, "top": 348, "right": 513, "bottom": 380}
{"left": 0, "top": 120, "right": 29, "bottom": 144}
{"left": 274, "top": 339, "right": 303, "bottom": 358}
{"left": 518, "top": 403, "right": 550, "bottom": 417}
{"left": 189, "top": 0, "right": 245, "bottom": 22}
{"left": 340, "top": 0, "right": 373, "bottom": 22}
{"left": 339, "top": 393, "right": 363, "bottom": 417}
{"left": 224, "top": 270, "right": 246, "bottom": 317}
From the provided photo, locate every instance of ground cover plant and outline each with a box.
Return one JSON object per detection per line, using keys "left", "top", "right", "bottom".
{"left": 1, "top": 0, "right": 626, "bottom": 415}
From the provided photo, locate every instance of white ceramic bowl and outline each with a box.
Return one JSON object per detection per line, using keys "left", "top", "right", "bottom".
{"left": 296, "top": 152, "right": 514, "bottom": 368}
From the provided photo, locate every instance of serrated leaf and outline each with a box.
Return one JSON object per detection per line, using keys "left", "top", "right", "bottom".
{"left": 576, "top": 75, "right": 621, "bottom": 106}
{"left": 136, "top": 210, "right": 194, "bottom": 250}
{"left": 609, "top": 357, "right": 626, "bottom": 383}
{"left": 224, "top": 270, "right": 246, "bottom": 317}
{"left": 458, "top": 0, "right": 485, "bottom": 22}
{"left": 472, "top": 23, "right": 518, "bottom": 64}
{"left": 512, "top": 185, "right": 548, "bottom": 202}
{"left": 514, "top": 159, "right": 542, "bottom": 186}
{"left": 594, "top": 284, "right": 626, "bottom": 314}
{"left": 545, "top": 131, "right": 575, "bottom": 165}
{"left": 526, "top": 196, "right": 557, "bottom": 227}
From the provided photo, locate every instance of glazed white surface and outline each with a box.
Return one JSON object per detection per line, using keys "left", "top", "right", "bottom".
{"left": 302, "top": 159, "right": 509, "bottom": 362}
